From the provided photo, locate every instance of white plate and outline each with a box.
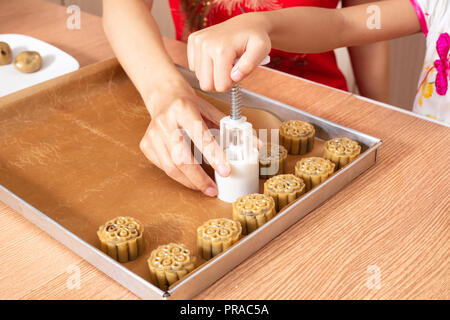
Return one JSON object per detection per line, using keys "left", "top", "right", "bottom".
{"left": 0, "top": 34, "right": 79, "bottom": 97}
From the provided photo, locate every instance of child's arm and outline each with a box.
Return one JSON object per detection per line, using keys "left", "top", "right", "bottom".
{"left": 348, "top": 41, "right": 390, "bottom": 102}
{"left": 103, "top": 0, "right": 181, "bottom": 100}
{"left": 103, "top": 0, "right": 230, "bottom": 197}
{"left": 268, "top": 0, "right": 420, "bottom": 52}
{"left": 343, "top": 0, "right": 390, "bottom": 103}
{"left": 188, "top": 0, "right": 420, "bottom": 90}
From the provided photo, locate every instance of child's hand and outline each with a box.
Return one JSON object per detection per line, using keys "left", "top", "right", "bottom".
{"left": 187, "top": 12, "right": 271, "bottom": 92}
{"left": 140, "top": 79, "right": 230, "bottom": 197}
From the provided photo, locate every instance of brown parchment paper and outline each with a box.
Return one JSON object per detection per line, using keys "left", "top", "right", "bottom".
{"left": 0, "top": 59, "right": 326, "bottom": 287}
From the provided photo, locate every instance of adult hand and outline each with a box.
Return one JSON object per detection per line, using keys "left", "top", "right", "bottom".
{"left": 141, "top": 79, "right": 230, "bottom": 197}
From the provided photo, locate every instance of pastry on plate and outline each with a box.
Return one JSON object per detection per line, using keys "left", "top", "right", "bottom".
{"left": 14, "top": 51, "right": 42, "bottom": 73}
{"left": 0, "top": 42, "right": 12, "bottom": 65}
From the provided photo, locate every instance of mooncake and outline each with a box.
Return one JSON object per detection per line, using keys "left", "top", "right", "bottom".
{"left": 147, "top": 243, "right": 196, "bottom": 290}
{"left": 258, "top": 143, "right": 288, "bottom": 179}
{"left": 97, "top": 216, "right": 144, "bottom": 263}
{"left": 279, "top": 120, "right": 315, "bottom": 155}
{"left": 264, "top": 174, "right": 305, "bottom": 211}
{"left": 295, "top": 157, "right": 335, "bottom": 191}
{"left": 197, "top": 218, "right": 242, "bottom": 260}
{"left": 323, "top": 137, "right": 361, "bottom": 169}
{"left": 232, "top": 193, "right": 276, "bottom": 235}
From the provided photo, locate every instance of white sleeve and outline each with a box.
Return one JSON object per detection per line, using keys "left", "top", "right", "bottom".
{"left": 412, "top": 0, "right": 449, "bottom": 34}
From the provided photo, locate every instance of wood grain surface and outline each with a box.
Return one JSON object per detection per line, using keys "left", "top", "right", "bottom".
{"left": 0, "top": 0, "right": 448, "bottom": 300}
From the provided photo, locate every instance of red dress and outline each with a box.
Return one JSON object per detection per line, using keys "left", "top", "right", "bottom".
{"left": 168, "top": 0, "right": 348, "bottom": 91}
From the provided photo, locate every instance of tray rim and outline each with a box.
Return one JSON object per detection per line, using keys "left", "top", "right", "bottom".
{"left": 0, "top": 58, "right": 382, "bottom": 299}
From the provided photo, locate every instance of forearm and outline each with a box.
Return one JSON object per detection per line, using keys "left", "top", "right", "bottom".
{"left": 263, "top": 0, "right": 420, "bottom": 53}
{"left": 103, "top": 0, "right": 186, "bottom": 107}
{"left": 343, "top": 0, "right": 389, "bottom": 102}
{"left": 349, "top": 41, "right": 390, "bottom": 103}
{"left": 261, "top": 7, "right": 344, "bottom": 53}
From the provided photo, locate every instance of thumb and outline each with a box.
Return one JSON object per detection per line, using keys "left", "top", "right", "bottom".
{"left": 231, "top": 37, "right": 271, "bottom": 82}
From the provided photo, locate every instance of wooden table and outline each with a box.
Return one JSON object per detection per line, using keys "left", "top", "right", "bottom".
{"left": 0, "top": 0, "right": 448, "bottom": 300}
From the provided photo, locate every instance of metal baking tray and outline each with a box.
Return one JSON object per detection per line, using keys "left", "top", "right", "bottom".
{"left": 0, "top": 59, "right": 381, "bottom": 299}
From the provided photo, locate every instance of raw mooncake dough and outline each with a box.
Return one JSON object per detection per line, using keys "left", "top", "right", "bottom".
{"left": 232, "top": 193, "right": 276, "bottom": 235}
{"left": 295, "top": 157, "right": 335, "bottom": 191}
{"left": 14, "top": 51, "right": 42, "bottom": 73}
{"left": 323, "top": 137, "right": 361, "bottom": 169}
{"left": 147, "top": 243, "right": 196, "bottom": 290}
{"left": 259, "top": 143, "right": 288, "bottom": 179}
{"left": 197, "top": 218, "right": 242, "bottom": 260}
{"left": 279, "top": 120, "right": 315, "bottom": 155}
{"left": 97, "top": 216, "right": 144, "bottom": 263}
{"left": 0, "top": 42, "right": 12, "bottom": 65}
{"left": 264, "top": 174, "right": 305, "bottom": 211}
